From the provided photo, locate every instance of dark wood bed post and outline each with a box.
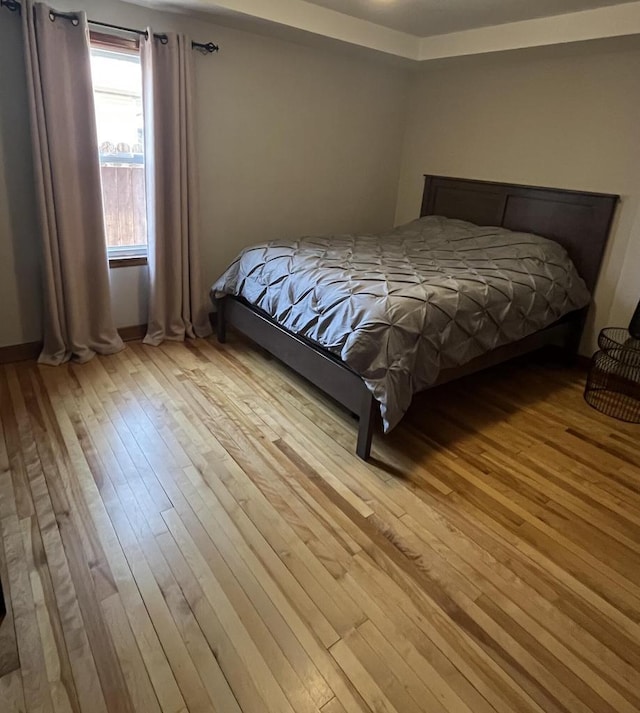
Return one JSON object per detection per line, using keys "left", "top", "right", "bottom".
{"left": 562, "top": 307, "right": 588, "bottom": 364}
{"left": 0, "top": 576, "right": 5, "bottom": 628}
{"left": 216, "top": 298, "right": 226, "bottom": 343}
{"left": 356, "top": 391, "right": 376, "bottom": 460}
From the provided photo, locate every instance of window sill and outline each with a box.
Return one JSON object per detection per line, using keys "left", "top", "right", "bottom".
{"left": 109, "top": 256, "right": 148, "bottom": 269}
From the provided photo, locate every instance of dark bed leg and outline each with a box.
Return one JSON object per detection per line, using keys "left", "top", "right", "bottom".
{"left": 216, "top": 298, "right": 226, "bottom": 343}
{"left": 356, "top": 391, "right": 376, "bottom": 460}
{"left": 561, "top": 308, "right": 588, "bottom": 366}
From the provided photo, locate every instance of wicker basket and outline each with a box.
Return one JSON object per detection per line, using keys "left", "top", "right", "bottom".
{"left": 584, "top": 328, "right": 640, "bottom": 423}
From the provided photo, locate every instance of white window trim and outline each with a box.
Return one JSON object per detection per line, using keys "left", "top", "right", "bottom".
{"left": 108, "top": 244, "right": 148, "bottom": 259}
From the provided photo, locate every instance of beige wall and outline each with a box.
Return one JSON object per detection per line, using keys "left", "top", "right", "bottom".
{"left": 395, "top": 38, "right": 640, "bottom": 353}
{"left": 0, "top": 0, "right": 410, "bottom": 346}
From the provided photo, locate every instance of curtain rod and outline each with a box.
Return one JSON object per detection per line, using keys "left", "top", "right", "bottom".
{"left": 0, "top": 0, "right": 219, "bottom": 53}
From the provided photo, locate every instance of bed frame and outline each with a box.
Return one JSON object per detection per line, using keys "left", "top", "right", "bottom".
{"left": 216, "top": 175, "right": 619, "bottom": 459}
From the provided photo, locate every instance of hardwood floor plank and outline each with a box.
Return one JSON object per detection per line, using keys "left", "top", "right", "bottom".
{"left": 172, "top": 467, "right": 367, "bottom": 713}
{"left": 320, "top": 699, "right": 347, "bottom": 713}
{"left": 20, "top": 517, "right": 77, "bottom": 713}
{"left": 100, "top": 594, "right": 162, "bottom": 713}
{"left": 350, "top": 621, "right": 453, "bottom": 713}
{"left": 40, "top": 367, "right": 189, "bottom": 713}
{"left": 0, "top": 340, "right": 638, "bottom": 713}
{"left": 329, "top": 639, "right": 400, "bottom": 713}
{"left": 177, "top": 466, "right": 335, "bottom": 708}
{"left": 162, "top": 508, "right": 301, "bottom": 713}
{"left": 0, "top": 413, "right": 20, "bottom": 679}
{"left": 398, "top": 512, "right": 640, "bottom": 704}
{"left": 15, "top": 367, "right": 109, "bottom": 713}
{"left": 2, "top": 522, "right": 53, "bottom": 713}
{"left": 12, "top": 366, "right": 127, "bottom": 713}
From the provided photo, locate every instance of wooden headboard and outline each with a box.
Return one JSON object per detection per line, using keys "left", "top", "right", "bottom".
{"left": 421, "top": 175, "right": 619, "bottom": 293}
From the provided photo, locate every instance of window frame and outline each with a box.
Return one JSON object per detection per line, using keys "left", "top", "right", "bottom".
{"left": 90, "top": 31, "right": 140, "bottom": 53}
{"left": 90, "top": 31, "right": 148, "bottom": 269}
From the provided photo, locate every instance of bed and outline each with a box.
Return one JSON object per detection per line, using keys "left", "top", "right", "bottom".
{"left": 212, "top": 175, "right": 619, "bottom": 459}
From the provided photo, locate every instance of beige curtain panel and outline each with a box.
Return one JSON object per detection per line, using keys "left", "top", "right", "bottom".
{"left": 141, "top": 30, "right": 212, "bottom": 346}
{"left": 22, "top": 1, "right": 124, "bottom": 365}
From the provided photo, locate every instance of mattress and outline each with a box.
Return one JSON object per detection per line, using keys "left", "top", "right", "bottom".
{"left": 211, "top": 215, "right": 590, "bottom": 432}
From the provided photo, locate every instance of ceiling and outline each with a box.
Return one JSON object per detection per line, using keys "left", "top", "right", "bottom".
{"left": 136, "top": 0, "right": 640, "bottom": 61}
{"left": 304, "top": 0, "right": 639, "bottom": 37}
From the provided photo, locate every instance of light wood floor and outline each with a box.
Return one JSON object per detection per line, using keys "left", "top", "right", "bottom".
{"left": 0, "top": 336, "right": 639, "bottom": 713}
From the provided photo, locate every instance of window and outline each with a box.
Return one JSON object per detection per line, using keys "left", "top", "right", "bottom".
{"left": 90, "top": 35, "right": 147, "bottom": 264}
